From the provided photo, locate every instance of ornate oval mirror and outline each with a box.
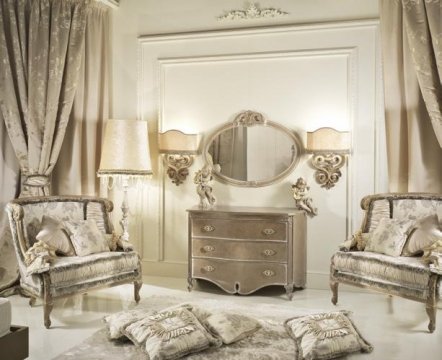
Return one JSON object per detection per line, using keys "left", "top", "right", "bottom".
{"left": 203, "top": 111, "right": 302, "bottom": 187}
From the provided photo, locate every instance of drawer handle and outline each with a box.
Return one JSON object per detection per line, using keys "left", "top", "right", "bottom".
{"left": 262, "top": 249, "right": 276, "bottom": 257}
{"left": 262, "top": 270, "right": 275, "bottom": 277}
{"left": 202, "top": 245, "right": 215, "bottom": 253}
{"left": 202, "top": 265, "right": 215, "bottom": 273}
{"left": 262, "top": 228, "right": 276, "bottom": 236}
{"left": 202, "top": 225, "right": 215, "bottom": 232}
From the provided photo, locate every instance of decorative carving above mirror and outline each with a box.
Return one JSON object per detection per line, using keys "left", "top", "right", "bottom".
{"left": 203, "top": 111, "right": 302, "bottom": 187}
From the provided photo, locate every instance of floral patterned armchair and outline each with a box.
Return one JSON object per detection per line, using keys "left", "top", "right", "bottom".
{"left": 330, "top": 193, "right": 442, "bottom": 333}
{"left": 6, "top": 196, "right": 142, "bottom": 328}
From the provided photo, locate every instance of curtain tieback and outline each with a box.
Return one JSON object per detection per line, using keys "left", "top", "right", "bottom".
{"left": 23, "top": 175, "right": 50, "bottom": 188}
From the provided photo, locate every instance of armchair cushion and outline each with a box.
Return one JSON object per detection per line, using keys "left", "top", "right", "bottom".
{"left": 35, "top": 216, "right": 75, "bottom": 256}
{"left": 364, "top": 218, "right": 414, "bottom": 256}
{"left": 332, "top": 251, "right": 442, "bottom": 299}
{"left": 22, "top": 201, "right": 84, "bottom": 247}
{"left": 64, "top": 220, "right": 110, "bottom": 256}
{"left": 402, "top": 215, "right": 442, "bottom": 256}
{"left": 48, "top": 251, "right": 139, "bottom": 291}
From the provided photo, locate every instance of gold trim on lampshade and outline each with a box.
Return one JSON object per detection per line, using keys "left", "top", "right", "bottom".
{"left": 158, "top": 129, "right": 200, "bottom": 154}
{"left": 98, "top": 119, "right": 152, "bottom": 176}
{"left": 306, "top": 127, "right": 351, "bottom": 153}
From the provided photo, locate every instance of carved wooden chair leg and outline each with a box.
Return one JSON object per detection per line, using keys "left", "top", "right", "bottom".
{"left": 426, "top": 304, "right": 436, "bottom": 333}
{"left": 43, "top": 300, "right": 53, "bottom": 329}
{"left": 426, "top": 275, "right": 437, "bottom": 333}
{"left": 330, "top": 279, "right": 339, "bottom": 305}
{"left": 42, "top": 274, "right": 53, "bottom": 329}
{"left": 29, "top": 297, "right": 36, "bottom": 307}
{"left": 134, "top": 281, "right": 142, "bottom": 303}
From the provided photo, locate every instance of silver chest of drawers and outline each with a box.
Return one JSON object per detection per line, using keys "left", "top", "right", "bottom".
{"left": 187, "top": 206, "right": 306, "bottom": 299}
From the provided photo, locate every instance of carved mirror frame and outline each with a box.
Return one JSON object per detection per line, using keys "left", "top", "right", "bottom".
{"left": 203, "top": 111, "right": 302, "bottom": 187}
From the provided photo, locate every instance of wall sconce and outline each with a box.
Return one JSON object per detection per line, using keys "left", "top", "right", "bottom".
{"left": 158, "top": 130, "right": 200, "bottom": 186}
{"left": 306, "top": 127, "right": 351, "bottom": 190}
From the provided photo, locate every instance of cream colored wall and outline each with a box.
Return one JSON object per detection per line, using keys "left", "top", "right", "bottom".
{"left": 112, "top": 0, "right": 379, "bottom": 119}
{"left": 111, "top": 0, "right": 386, "bottom": 289}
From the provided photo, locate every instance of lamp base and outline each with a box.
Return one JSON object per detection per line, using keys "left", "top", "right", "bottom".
{"left": 120, "top": 181, "right": 130, "bottom": 242}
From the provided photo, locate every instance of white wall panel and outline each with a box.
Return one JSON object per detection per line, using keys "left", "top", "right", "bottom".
{"left": 137, "top": 21, "right": 385, "bottom": 288}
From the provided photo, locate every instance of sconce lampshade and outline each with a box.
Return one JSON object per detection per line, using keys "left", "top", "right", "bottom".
{"left": 158, "top": 130, "right": 200, "bottom": 154}
{"left": 306, "top": 127, "right": 351, "bottom": 153}
{"left": 98, "top": 119, "right": 152, "bottom": 177}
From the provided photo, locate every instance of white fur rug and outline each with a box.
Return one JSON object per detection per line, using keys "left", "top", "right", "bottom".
{"left": 53, "top": 294, "right": 326, "bottom": 360}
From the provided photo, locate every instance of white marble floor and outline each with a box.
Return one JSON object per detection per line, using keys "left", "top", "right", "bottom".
{"left": 7, "top": 276, "right": 442, "bottom": 360}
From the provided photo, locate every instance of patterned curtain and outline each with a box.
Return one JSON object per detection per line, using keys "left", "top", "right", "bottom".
{"left": 0, "top": 0, "right": 89, "bottom": 197}
{"left": 379, "top": 0, "right": 442, "bottom": 192}
{"left": 0, "top": 111, "right": 20, "bottom": 296}
{"left": 402, "top": 0, "right": 442, "bottom": 147}
{"left": 52, "top": 3, "right": 110, "bottom": 197}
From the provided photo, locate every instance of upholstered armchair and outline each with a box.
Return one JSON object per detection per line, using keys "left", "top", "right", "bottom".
{"left": 6, "top": 196, "right": 142, "bottom": 328}
{"left": 330, "top": 193, "right": 442, "bottom": 333}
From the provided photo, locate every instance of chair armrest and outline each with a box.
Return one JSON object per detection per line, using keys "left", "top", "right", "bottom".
{"left": 6, "top": 203, "right": 27, "bottom": 262}
{"left": 426, "top": 252, "right": 442, "bottom": 275}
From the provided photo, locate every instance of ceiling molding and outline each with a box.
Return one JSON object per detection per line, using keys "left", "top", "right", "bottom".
{"left": 217, "top": 3, "right": 288, "bottom": 21}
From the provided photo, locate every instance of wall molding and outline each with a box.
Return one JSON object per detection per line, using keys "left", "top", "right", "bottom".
{"left": 137, "top": 20, "right": 383, "bottom": 289}
{"left": 217, "top": 3, "right": 288, "bottom": 21}
{"left": 138, "top": 19, "right": 379, "bottom": 43}
{"left": 154, "top": 48, "right": 355, "bottom": 264}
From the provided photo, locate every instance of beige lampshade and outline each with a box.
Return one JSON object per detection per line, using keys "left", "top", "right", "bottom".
{"left": 158, "top": 130, "right": 200, "bottom": 154}
{"left": 98, "top": 119, "right": 152, "bottom": 176}
{"left": 306, "top": 127, "right": 351, "bottom": 153}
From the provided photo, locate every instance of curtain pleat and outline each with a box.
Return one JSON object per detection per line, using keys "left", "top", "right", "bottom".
{"left": 380, "top": 0, "right": 442, "bottom": 192}
{"left": 52, "top": 4, "right": 110, "bottom": 196}
{"left": 0, "top": 111, "right": 20, "bottom": 295}
{"left": 402, "top": 0, "right": 442, "bottom": 147}
{"left": 0, "top": 0, "right": 89, "bottom": 197}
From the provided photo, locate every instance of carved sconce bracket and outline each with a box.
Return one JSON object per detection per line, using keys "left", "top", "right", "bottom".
{"left": 311, "top": 153, "right": 346, "bottom": 190}
{"left": 164, "top": 154, "right": 194, "bottom": 186}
